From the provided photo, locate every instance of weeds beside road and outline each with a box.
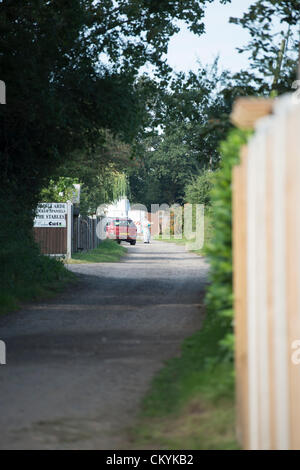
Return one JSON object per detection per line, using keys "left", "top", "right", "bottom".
{"left": 67, "top": 239, "right": 127, "bottom": 264}
{"left": 0, "top": 240, "right": 126, "bottom": 315}
{"left": 0, "top": 249, "right": 76, "bottom": 316}
{"left": 145, "top": 219, "right": 238, "bottom": 450}
{"left": 130, "top": 300, "right": 238, "bottom": 450}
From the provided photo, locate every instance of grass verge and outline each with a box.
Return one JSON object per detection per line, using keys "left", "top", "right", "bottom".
{"left": 0, "top": 255, "right": 77, "bottom": 315}
{"left": 67, "top": 239, "right": 127, "bottom": 263}
{"left": 0, "top": 240, "right": 127, "bottom": 314}
{"left": 129, "top": 308, "right": 238, "bottom": 450}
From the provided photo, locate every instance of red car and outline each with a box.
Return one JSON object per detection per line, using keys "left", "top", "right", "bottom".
{"left": 105, "top": 218, "right": 137, "bottom": 245}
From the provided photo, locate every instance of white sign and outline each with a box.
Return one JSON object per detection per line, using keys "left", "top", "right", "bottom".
{"left": 34, "top": 203, "right": 67, "bottom": 228}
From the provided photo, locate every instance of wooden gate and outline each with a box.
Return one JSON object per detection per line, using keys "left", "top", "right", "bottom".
{"left": 72, "top": 215, "right": 101, "bottom": 253}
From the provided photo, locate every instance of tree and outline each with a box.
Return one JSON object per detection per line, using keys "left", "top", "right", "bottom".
{"left": 1, "top": 0, "right": 227, "bottom": 275}
{"left": 0, "top": 1, "right": 143, "bottom": 249}
{"left": 130, "top": 128, "right": 201, "bottom": 207}
{"left": 40, "top": 177, "right": 80, "bottom": 203}
{"left": 83, "top": 0, "right": 230, "bottom": 75}
{"left": 230, "top": 0, "right": 300, "bottom": 94}
{"left": 0, "top": 0, "right": 232, "bottom": 210}
{"left": 184, "top": 170, "right": 215, "bottom": 206}
{"left": 54, "top": 130, "right": 133, "bottom": 213}
{"left": 129, "top": 61, "right": 258, "bottom": 207}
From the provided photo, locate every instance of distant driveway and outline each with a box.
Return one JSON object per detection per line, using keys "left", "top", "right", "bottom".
{"left": 0, "top": 240, "right": 208, "bottom": 449}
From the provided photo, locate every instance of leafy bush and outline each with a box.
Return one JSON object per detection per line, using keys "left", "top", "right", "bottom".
{"left": 184, "top": 169, "right": 215, "bottom": 206}
{"left": 0, "top": 224, "right": 75, "bottom": 314}
{"left": 40, "top": 177, "right": 79, "bottom": 203}
{"left": 69, "top": 239, "right": 127, "bottom": 263}
{"left": 205, "top": 129, "right": 251, "bottom": 359}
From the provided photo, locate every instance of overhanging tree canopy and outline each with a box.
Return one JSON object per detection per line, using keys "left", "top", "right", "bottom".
{"left": 0, "top": 0, "right": 229, "bottom": 212}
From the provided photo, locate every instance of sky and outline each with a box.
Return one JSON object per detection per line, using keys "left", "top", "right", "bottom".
{"left": 166, "top": 0, "right": 255, "bottom": 74}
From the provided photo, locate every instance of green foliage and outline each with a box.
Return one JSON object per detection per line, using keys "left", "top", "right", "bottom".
{"left": 55, "top": 131, "right": 133, "bottom": 214}
{"left": 152, "top": 61, "right": 238, "bottom": 167}
{"left": 133, "top": 363, "right": 237, "bottom": 449}
{"left": 131, "top": 316, "right": 237, "bottom": 449}
{"left": 69, "top": 239, "right": 127, "bottom": 263}
{"left": 230, "top": 0, "right": 300, "bottom": 93}
{"left": 1, "top": 0, "right": 219, "bottom": 297}
{"left": 40, "top": 163, "right": 129, "bottom": 215}
{"left": 0, "top": 1, "right": 142, "bottom": 207}
{"left": 40, "top": 177, "right": 79, "bottom": 203}
{"left": 130, "top": 128, "right": 201, "bottom": 207}
{"left": 0, "top": 0, "right": 224, "bottom": 215}
{"left": 129, "top": 61, "right": 259, "bottom": 207}
{"left": 0, "top": 1, "right": 142, "bottom": 296}
{"left": 0, "top": 238, "right": 75, "bottom": 315}
{"left": 77, "top": 166, "right": 129, "bottom": 215}
{"left": 142, "top": 319, "right": 235, "bottom": 417}
{"left": 184, "top": 170, "right": 215, "bottom": 206}
{"left": 205, "top": 129, "right": 252, "bottom": 359}
{"left": 84, "top": 0, "right": 230, "bottom": 75}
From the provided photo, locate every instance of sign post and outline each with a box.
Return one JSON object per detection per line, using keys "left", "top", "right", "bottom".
{"left": 67, "top": 201, "right": 73, "bottom": 259}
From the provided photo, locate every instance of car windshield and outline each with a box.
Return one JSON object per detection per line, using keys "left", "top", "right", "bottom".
{"left": 113, "top": 220, "right": 129, "bottom": 227}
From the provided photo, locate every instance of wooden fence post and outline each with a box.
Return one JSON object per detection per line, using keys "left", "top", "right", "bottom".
{"left": 67, "top": 201, "right": 73, "bottom": 259}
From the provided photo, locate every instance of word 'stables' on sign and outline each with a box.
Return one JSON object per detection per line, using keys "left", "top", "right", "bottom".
{"left": 34, "top": 203, "right": 67, "bottom": 228}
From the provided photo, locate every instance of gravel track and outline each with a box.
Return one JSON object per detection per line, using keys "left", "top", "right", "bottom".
{"left": 0, "top": 240, "right": 208, "bottom": 449}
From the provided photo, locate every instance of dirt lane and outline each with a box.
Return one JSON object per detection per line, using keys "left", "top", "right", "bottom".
{"left": 0, "top": 241, "right": 208, "bottom": 449}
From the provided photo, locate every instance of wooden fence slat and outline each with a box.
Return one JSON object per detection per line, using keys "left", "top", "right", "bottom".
{"left": 271, "top": 105, "right": 289, "bottom": 450}
{"left": 286, "top": 105, "right": 300, "bottom": 450}
{"left": 255, "top": 127, "right": 270, "bottom": 450}
{"left": 233, "top": 146, "right": 249, "bottom": 448}
{"left": 265, "top": 128, "right": 276, "bottom": 449}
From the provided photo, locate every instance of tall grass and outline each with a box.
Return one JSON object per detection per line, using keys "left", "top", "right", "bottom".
{"left": 0, "top": 236, "right": 75, "bottom": 314}
{"left": 130, "top": 308, "right": 237, "bottom": 449}
{"left": 68, "top": 239, "right": 127, "bottom": 263}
